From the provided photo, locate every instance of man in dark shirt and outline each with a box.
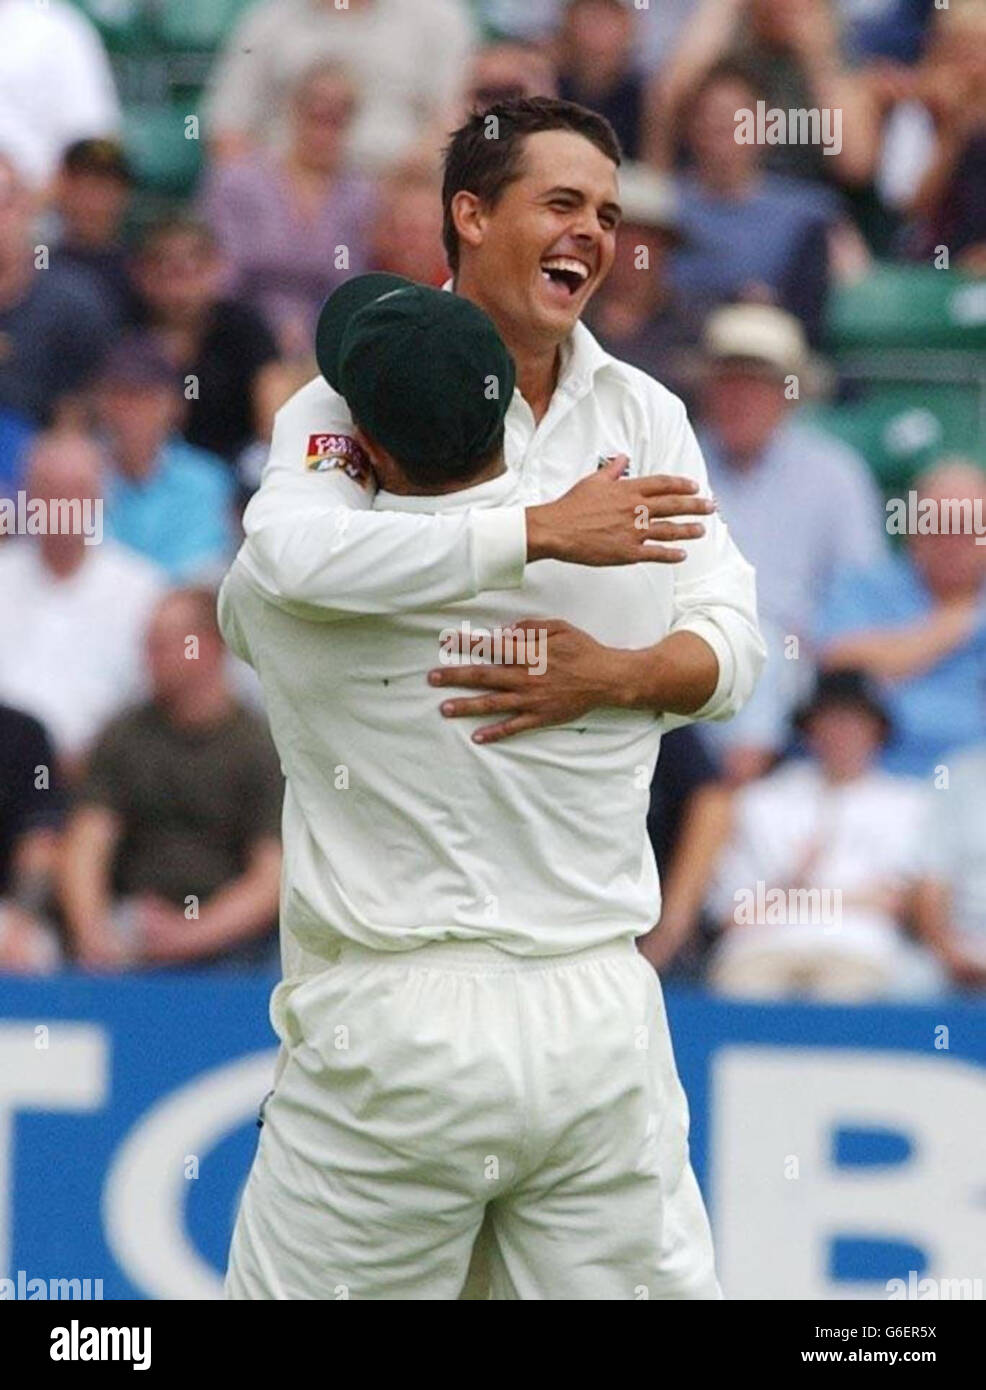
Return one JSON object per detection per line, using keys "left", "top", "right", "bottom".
{"left": 0, "top": 154, "right": 114, "bottom": 424}
{"left": 51, "top": 138, "right": 140, "bottom": 326}
{"left": 0, "top": 702, "right": 63, "bottom": 970}
{"left": 132, "top": 217, "right": 281, "bottom": 470}
{"left": 60, "top": 587, "right": 283, "bottom": 970}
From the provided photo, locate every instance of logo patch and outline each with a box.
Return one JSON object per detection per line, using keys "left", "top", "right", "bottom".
{"left": 305, "top": 433, "right": 372, "bottom": 486}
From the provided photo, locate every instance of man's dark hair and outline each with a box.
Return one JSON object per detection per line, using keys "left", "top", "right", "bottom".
{"left": 441, "top": 96, "right": 621, "bottom": 274}
{"left": 359, "top": 420, "right": 507, "bottom": 493}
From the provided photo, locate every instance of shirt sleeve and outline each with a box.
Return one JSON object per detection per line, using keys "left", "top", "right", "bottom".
{"left": 78, "top": 718, "right": 133, "bottom": 818}
{"left": 814, "top": 563, "right": 883, "bottom": 649}
{"left": 169, "top": 459, "right": 237, "bottom": 584}
{"left": 236, "top": 377, "right": 528, "bottom": 620}
{"left": 826, "top": 443, "right": 887, "bottom": 577}
{"left": 649, "top": 391, "right": 767, "bottom": 725}
{"left": 9, "top": 716, "right": 63, "bottom": 840}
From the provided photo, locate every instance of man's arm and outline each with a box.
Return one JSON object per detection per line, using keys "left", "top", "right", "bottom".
{"left": 429, "top": 395, "right": 766, "bottom": 741}
{"left": 138, "top": 838, "right": 282, "bottom": 965}
{"left": 235, "top": 379, "right": 714, "bottom": 622}
{"left": 59, "top": 805, "right": 124, "bottom": 968}
{"left": 822, "top": 600, "right": 981, "bottom": 681}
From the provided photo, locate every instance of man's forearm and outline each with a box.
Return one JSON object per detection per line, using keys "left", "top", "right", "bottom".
{"left": 604, "top": 632, "right": 720, "bottom": 716}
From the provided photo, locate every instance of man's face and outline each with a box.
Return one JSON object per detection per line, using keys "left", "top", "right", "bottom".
{"left": 135, "top": 231, "right": 222, "bottom": 323}
{"left": 96, "top": 383, "right": 178, "bottom": 469}
{"left": 291, "top": 70, "right": 354, "bottom": 169}
{"left": 58, "top": 170, "right": 129, "bottom": 244}
{"left": 805, "top": 705, "right": 883, "bottom": 780}
{"left": 702, "top": 365, "right": 787, "bottom": 458}
{"left": 563, "top": 0, "right": 633, "bottom": 66}
{"left": 460, "top": 129, "right": 620, "bottom": 345}
{"left": 146, "top": 598, "right": 218, "bottom": 701}
{"left": 689, "top": 78, "right": 760, "bottom": 172}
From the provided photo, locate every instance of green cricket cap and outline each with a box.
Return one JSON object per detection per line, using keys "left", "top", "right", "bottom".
{"left": 315, "top": 273, "right": 515, "bottom": 476}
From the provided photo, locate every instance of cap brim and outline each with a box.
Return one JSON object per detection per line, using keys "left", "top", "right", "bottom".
{"left": 315, "top": 273, "right": 414, "bottom": 391}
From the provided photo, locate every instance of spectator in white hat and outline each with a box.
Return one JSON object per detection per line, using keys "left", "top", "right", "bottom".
{"left": 695, "top": 302, "right": 885, "bottom": 782}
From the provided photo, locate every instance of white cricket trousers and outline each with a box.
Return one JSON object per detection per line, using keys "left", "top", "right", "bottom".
{"left": 225, "top": 936, "right": 721, "bottom": 1301}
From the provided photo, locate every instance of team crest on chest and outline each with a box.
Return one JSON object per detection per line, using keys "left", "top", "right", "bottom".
{"left": 305, "top": 433, "right": 372, "bottom": 486}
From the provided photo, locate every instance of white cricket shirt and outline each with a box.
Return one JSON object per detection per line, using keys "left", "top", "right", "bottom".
{"left": 222, "top": 318, "right": 765, "bottom": 958}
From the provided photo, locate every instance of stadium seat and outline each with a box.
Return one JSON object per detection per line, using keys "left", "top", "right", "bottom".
{"left": 153, "top": 0, "right": 255, "bottom": 50}
{"left": 68, "top": 0, "right": 149, "bottom": 52}
{"left": 803, "top": 383, "right": 986, "bottom": 493}
{"left": 123, "top": 103, "right": 202, "bottom": 196}
{"left": 827, "top": 263, "right": 986, "bottom": 352}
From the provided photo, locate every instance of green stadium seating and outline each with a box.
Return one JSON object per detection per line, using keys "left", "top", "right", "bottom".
{"left": 123, "top": 103, "right": 202, "bottom": 197}
{"left": 803, "top": 382, "right": 986, "bottom": 493}
{"left": 153, "top": 0, "right": 255, "bottom": 50}
{"left": 69, "top": 0, "right": 149, "bottom": 53}
{"left": 827, "top": 263, "right": 986, "bottom": 352}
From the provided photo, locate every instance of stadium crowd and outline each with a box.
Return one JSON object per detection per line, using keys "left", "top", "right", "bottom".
{"left": 0, "top": 0, "right": 985, "bottom": 998}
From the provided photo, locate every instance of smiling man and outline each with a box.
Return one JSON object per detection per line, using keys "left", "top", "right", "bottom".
{"left": 224, "top": 98, "right": 765, "bottom": 1300}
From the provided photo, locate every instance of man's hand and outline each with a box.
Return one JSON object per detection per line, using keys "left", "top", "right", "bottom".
{"left": 428, "top": 618, "right": 632, "bottom": 744}
{"left": 136, "top": 894, "right": 194, "bottom": 963}
{"left": 525, "top": 455, "right": 712, "bottom": 567}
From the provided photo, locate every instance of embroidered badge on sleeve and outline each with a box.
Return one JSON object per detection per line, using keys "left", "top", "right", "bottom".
{"left": 305, "top": 433, "right": 373, "bottom": 487}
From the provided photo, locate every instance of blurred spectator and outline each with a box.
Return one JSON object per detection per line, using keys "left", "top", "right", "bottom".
{"left": 0, "top": 0, "right": 120, "bottom": 187}
{"left": 555, "top": 0, "right": 657, "bottom": 161}
{"left": 637, "top": 727, "right": 731, "bottom": 977}
{"left": 914, "top": 739, "right": 986, "bottom": 990}
{"left": 205, "top": 0, "right": 476, "bottom": 174}
{"left": 838, "top": 0, "right": 935, "bottom": 66}
{"left": 94, "top": 334, "right": 237, "bottom": 584}
{"left": 708, "top": 670, "right": 935, "bottom": 1001}
{"left": 669, "top": 62, "right": 842, "bottom": 341}
{"left": 201, "top": 61, "right": 376, "bottom": 355}
{"left": 479, "top": 0, "right": 699, "bottom": 75}
{"left": 586, "top": 162, "right": 713, "bottom": 402}
{"left": 661, "top": 0, "right": 879, "bottom": 188}
{"left": 0, "top": 432, "right": 163, "bottom": 778}
{"left": 818, "top": 459, "right": 986, "bottom": 777}
{"left": 695, "top": 304, "right": 885, "bottom": 781}
{"left": 131, "top": 219, "right": 282, "bottom": 470}
{"left": 0, "top": 702, "right": 63, "bottom": 973}
{"left": 0, "top": 154, "right": 113, "bottom": 425}
{"left": 461, "top": 39, "right": 558, "bottom": 111}
{"left": 50, "top": 138, "right": 138, "bottom": 325}
{"left": 369, "top": 163, "right": 450, "bottom": 286}
{"left": 899, "top": 0, "right": 986, "bottom": 268}
{"left": 60, "top": 589, "right": 283, "bottom": 972}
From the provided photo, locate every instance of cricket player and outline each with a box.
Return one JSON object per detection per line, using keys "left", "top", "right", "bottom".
{"left": 221, "top": 97, "right": 765, "bottom": 1299}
